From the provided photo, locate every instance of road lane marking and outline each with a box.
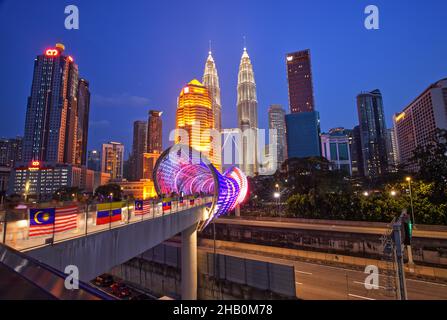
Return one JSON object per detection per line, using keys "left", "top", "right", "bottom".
{"left": 199, "top": 241, "right": 447, "bottom": 293}
{"left": 295, "top": 270, "right": 313, "bottom": 275}
{"left": 407, "top": 279, "right": 447, "bottom": 287}
{"left": 353, "top": 281, "right": 386, "bottom": 289}
{"left": 348, "top": 294, "right": 375, "bottom": 300}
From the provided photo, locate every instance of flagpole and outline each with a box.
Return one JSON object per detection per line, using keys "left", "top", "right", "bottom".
{"left": 51, "top": 208, "right": 56, "bottom": 245}
{"left": 85, "top": 201, "right": 89, "bottom": 236}
{"left": 127, "top": 198, "right": 130, "bottom": 224}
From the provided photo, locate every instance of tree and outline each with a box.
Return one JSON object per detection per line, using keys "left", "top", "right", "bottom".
{"left": 94, "top": 183, "right": 123, "bottom": 201}
{"left": 53, "top": 187, "right": 83, "bottom": 202}
{"left": 286, "top": 194, "right": 317, "bottom": 218}
{"left": 4, "top": 193, "right": 22, "bottom": 210}
{"left": 411, "top": 128, "right": 447, "bottom": 203}
{"left": 280, "top": 156, "right": 351, "bottom": 196}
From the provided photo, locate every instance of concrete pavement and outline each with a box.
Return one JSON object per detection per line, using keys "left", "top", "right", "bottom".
{"left": 194, "top": 240, "right": 447, "bottom": 300}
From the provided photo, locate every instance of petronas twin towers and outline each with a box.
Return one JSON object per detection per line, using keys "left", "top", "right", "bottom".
{"left": 202, "top": 51, "right": 222, "bottom": 132}
{"left": 202, "top": 47, "right": 258, "bottom": 176}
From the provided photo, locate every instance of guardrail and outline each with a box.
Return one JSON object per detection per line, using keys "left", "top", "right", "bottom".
{"left": 0, "top": 196, "right": 213, "bottom": 252}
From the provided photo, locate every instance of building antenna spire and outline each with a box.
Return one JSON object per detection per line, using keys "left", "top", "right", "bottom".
{"left": 243, "top": 35, "right": 247, "bottom": 50}
{"left": 209, "top": 40, "right": 212, "bottom": 55}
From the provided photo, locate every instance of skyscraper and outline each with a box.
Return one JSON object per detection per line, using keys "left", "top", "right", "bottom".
{"left": 268, "top": 105, "right": 287, "bottom": 171}
{"left": 285, "top": 112, "right": 321, "bottom": 159}
{"left": 357, "top": 89, "right": 389, "bottom": 177}
{"left": 22, "top": 43, "right": 84, "bottom": 164}
{"left": 87, "top": 150, "right": 101, "bottom": 172}
{"left": 75, "top": 78, "right": 90, "bottom": 166}
{"left": 144, "top": 110, "right": 163, "bottom": 180}
{"left": 237, "top": 47, "right": 258, "bottom": 176}
{"left": 147, "top": 110, "right": 163, "bottom": 153}
{"left": 202, "top": 51, "right": 222, "bottom": 132}
{"left": 101, "top": 142, "right": 124, "bottom": 180}
{"left": 386, "top": 127, "right": 399, "bottom": 172}
{"left": 175, "top": 79, "right": 220, "bottom": 170}
{"left": 349, "top": 126, "right": 364, "bottom": 177}
{"left": 286, "top": 49, "right": 315, "bottom": 113}
{"left": 131, "top": 121, "right": 147, "bottom": 180}
{"left": 284, "top": 49, "right": 320, "bottom": 159}
{"left": 0, "top": 137, "right": 23, "bottom": 167}
{"left": 393, "top": 78, "right": 447, "bottom": 171}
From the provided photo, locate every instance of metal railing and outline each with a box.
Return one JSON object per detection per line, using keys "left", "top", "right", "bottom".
{"left": 0, "top": 196, "right": 213, "bottom": 252}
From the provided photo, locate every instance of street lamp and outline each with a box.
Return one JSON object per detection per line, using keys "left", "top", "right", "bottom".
{"left": 390, "top": 190, "right": 397, "bottom": 197}
{"left": 24, "top": 180, "right": 30, "bottom": 202}
{"left": 273, "top": 191, "right": 281, "bottom": 218}
{"left": 406, "top": 177, "right": 415, "bottom": 225}
{"left": 363, "top": 191, "right": 369, "bottom": 197}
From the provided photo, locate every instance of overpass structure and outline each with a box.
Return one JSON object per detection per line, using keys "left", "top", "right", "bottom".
{"left": 0, "top": 145, "right": 248, "bottom": 299}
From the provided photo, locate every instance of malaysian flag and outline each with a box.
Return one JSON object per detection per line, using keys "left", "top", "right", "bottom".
{"left": 135, "top": 200, "right": 151, "bottom": 215}
{"left": 29, "top": 206, "right": 79, "bottom": 237}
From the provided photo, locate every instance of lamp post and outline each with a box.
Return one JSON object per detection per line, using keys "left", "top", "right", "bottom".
{"left": 274, "top": 183, "right": 281, "bottom": 218}
{"left": 109, "top": 192, "right": 113, "bottom": 229}
{"left": 273, "top": 192, "right": 280, "bottom": 216}
{"left": 24, "top": 180, "right": 30, "bottom": 202}
{"left": 406, "top": 177, "right": 415, "bottom": 226}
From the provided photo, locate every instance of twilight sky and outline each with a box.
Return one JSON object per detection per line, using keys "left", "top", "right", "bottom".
{"left": 0, "top": 0, "right": 446, "bottom": 157}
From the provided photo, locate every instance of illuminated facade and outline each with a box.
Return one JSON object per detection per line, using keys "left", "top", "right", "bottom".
{"left": 153, "top": 145, "right": 248, "bottom": 231}
{"left": 75, "top": 79, "right": 90, "bottom": 166}
{"left": 393, "top": 78, "right": 447, "bottom": 171}
{"left": 175, "top": 79, "right": 221, "bottom": 171}
{"left": 268, "top": 104, "right": 287, "bottom": 170}
{"left": 8, "top": 161, "right": 96, "bottom": 199}
{"left": 22, "top": 43, "right": 89, "bottom": 165}
{"left": 237, "top": 47, "right": 258, "bottom": 177}
{"left": 142, "top": 152, "right": 160, "bottom": 180}
{"left": 131, "top": 120, "right": 147, "bottom": 180}
{"left": 357, "top": 89, "right": 388, "bottom": 177}
{"left": 286, "top": 49, "right": 315, "bottom": 113}
{"left": 0, "top": 137, "right": 22, "bottom": 167}
{"left": 101, "top": 142, "right": 124, "bottom": 180}
{"left": 117, "top": 179, "right": 156, "bottom": 200}
{"left": 147, "top": 110, "right": 163, "bottom": 154}
{"left": 202, "top": 51, "right": 222, "bottom": 132}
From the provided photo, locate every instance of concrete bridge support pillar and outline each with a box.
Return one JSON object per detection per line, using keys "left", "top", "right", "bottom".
{"left": 181, "top": 223, "right": 197, "bottom": 300}
{"left": 235, "top": 204, "right": 241, "bottom": 217}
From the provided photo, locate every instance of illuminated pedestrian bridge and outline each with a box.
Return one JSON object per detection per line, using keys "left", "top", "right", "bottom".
{"left": 153, "top": 144, "right": 248, "bottom": 230}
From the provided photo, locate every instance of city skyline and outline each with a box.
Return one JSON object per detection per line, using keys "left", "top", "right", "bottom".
{"left": 1, "top": 1, "right": 446, "bottom": 154}
{"left": 1, "top": 1, "right": 447, "bottom": 304}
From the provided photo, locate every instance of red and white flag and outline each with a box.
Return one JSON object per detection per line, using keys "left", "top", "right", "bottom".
{"left": 54, "top": 205, "right": 79, "bottom": 233}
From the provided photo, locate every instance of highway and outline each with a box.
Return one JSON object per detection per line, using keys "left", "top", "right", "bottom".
{"left": 216, "top": 217, "right": 447, "bottom": 239}
{"left": 195, "top": 240, "right": 447, "bottom": 300}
